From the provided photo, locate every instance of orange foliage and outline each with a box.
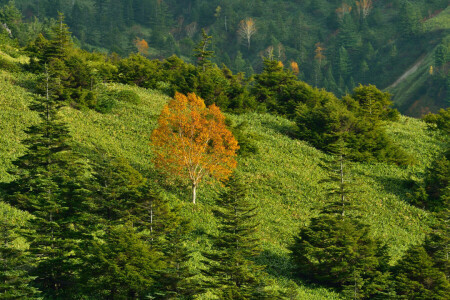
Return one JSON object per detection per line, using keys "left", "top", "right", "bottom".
{"left": 237, "top": 18, "right": 257, "bottom": 49}
{"left": 290, "top": 61, "right": 299, "bottom": 75}
{"left": 277, "top": 61, "right": 284, "bottom": 68}
{"left": 134, "top": 38, "right": 149, "bottom": 55}
{"left": 356, "top": 0, "right": 372, "bottom": 19}
{"left": 151, "top": 92, "right": 239, "bottom": 204}
{"left": 336, "top": 3, "right": 352, "bottom": 20}
{"left": 314, "top": 43, "right": 326, "bottom": 66}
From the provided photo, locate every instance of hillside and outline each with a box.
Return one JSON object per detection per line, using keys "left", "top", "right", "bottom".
{"left": 1, "top": 0, "right": 449, "bottom": 116}
{"left": 387, "top": 6, "right": 450, "bottom": 116}
{"left": 0, "top": 55, "right": 447, "bottom": 297}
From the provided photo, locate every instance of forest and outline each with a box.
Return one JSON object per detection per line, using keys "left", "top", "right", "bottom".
{"left": 0, "top": 0, "right": 449, "bottom": 115}
{"left": 0, "top": 0, "right": 449, "bottom": 299}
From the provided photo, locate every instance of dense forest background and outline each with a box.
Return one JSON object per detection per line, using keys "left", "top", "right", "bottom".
{"left": 2, "top": 0, "right": 449, "bottom": 116}
{"left": 0, "top": 0, "right": 449, "bottom": 298}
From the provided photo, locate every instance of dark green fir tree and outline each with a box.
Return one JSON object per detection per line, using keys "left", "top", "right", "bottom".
{"left": 291, "top": 141, "right": 392, "bottom": 299}
{"left": 202, "top": 174, "right": 266, "bottom": 299}
{"left": 141, "top": 186, "right": 198, "bottom": 299}
{"left": 425, "top": 209, "right": 450, "bottom": 279}
{"left": 80, "top": 223, "right": 164, "bottom": 299}
{"left": 0, "top": 220, "right": 40, "bottom": 298}
{"left": 194, "top": 29, "right": 214, "bottom": 71}
{"left": 0, "top": 68, "right": 92, "bottom": 298}
{"left": 393, "top": 245, "right": 450, "bottom": 299}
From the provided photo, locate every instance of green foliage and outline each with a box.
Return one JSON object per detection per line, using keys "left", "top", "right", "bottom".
{"left": 252, "top": 59, "right": 297, "bottom": 113}
{"left": 228, "top": 120, "right": 259, "bottom": 157}
{"left": 0, "top": 63, "right": 447, "bottom": 298}
{"left": 194, "top": 29, "right": 214, "bottom": 71}
{"left": 410, "top": 149, "right": 449, "bottom": 211}
{"left": 5, "top": 0, "right": 450, "bottom": 114}
{"left": 0, "top": 219, "right": 41, "bottom": 299}
{"left": 435, "top": 43, "right": 448, "bottom": 67}
{"left": 398, "top": 1, "right": 423, "bottom": 38}
{"left": 290, "top": 214, "right": 391, "bottom": 298}
{"left": 295, "top": 84, "right": 411, "bottom": 165}
{"left": 423, "top": 108, "right": 450, "bottom": 134}
{"left": 94, "top": 91, "right": 116, "bottom": 114}
{"left": 424, "top": 210, "right": 450, "bottom": 279}
{"left": 202, "top": 174, "right": 267, "bottom": 299}
{"left": 392, "top": 245, "right": 450, "bottom": 299}
{"left": 0, "top": 90, "right": 92, "bottom": 298}
{"left": 116, "top": 53, "right": 161, "bottom": 88}
{"left": 81, "top": 224, "right": 163, "bottom": 299}
{"left": 291, "top": 146, "right": 392, "bottom": 299}
{"left": 0, "top": 55, "right": 20, "bottom": 72}
{"left": 115, "top": 89, "right": 141, "bottom": 105}
{"left": 347, "top": 84, "right": 399, "bottom": 122}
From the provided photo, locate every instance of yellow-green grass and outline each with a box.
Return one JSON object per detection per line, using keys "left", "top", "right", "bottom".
{"left": 424, "top": 6, "right": 450, "bottom": 32}
{"left": 0, "top": 68, "right": 446, "bottom": 298}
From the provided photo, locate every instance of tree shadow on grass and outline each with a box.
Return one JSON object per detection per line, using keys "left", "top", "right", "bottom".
{"left": 358, "top": 171, "right": 416, "bottom": 202}
{"left": 254, "top": 249, "right": 294, "bottom": 279}
{"left": 260, "top": 118, "right": 297, "bottom": 139}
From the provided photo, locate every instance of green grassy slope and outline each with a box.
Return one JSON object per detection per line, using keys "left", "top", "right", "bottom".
{"left": 387, "top": 6, "right": 450, "bottom": 116}
{"left": 0, "top": 65, "right": 447, "bottom": 297}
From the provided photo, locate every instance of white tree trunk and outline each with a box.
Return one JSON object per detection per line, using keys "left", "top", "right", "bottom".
{"left": 192, "top": 183, "right": 197, "bottom": 204}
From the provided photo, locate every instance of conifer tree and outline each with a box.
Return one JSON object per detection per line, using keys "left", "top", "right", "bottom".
{"left": 425, "top": 210, "right": 450, "bottom": 279}
{"left": 81, "top": 223, "right": 164, "bottom": 299}
{"left": 320, "top": 138, "right": 358, "bottom": 218}
{"left": 0, "top": 68, "right": 91, "bottom": 298}
{"left": 393, "top": 245, "right": 450, "bottom": 299}
{"left": 85, "top": 158, "right": 198, "bottom": 299}
{"left": 291, "top": 142, "right": 391, "bottom": 298}
{"left": 0, "top": 220, "right": 40, "bottom": 298}
{"left": 252, "top": 58, "right": 297, "bottom": 112}
{"left": 48, "top": 12, "right": 72, "bottom": 60}
{"left": 202, "top": 174, "right": 265, "bottom": 299}
{"left": 142, "top": 188, "right": 198, "bottom": 299}
{"left": 194, "top": 29, "right": 214, "bottom": 71}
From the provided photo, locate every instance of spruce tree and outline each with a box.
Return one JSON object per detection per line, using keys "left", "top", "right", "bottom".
{"left": 0, "top": 69, "right": 91, "bottom": 298}
{"left": 291, "top": 142, "right": 391, "bottom": 298}
{"left": 320, "top": 138, "right": 358, "bottom": 218}
{"left": 194, "top": 29, "right": 214, "bottom": 71}
{"left": 133, "top": 183, "right": 198, "bottom": 299}
{"left": 0, "top": 220, "right": 40, "bottom": 298}
{"left": 202, "top": 174, "right": 265, "bottom": 299}
{"left": 80, "top": 223, "right": 164, "bottom": 299}
{"left": 425, "top": 210, "right": 450, "bottom": 279}
{"left": 85, "top": 158, "right": 197, "bottom": 299}
{"left": 47, "top": 12, "right": 72, "bottom": 60}
{"left": 393, "top": 245, "right": 450, "bottom": 299}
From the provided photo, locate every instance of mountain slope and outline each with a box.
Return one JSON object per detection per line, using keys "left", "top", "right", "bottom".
{"left": 387, "top": 6, "right": 450, "bottom": 116}
{"left": 3, "top": 0, "right": 449, "bottom": 116}
{"left": 0, "top": 61, "right": 447, "bottom": 297}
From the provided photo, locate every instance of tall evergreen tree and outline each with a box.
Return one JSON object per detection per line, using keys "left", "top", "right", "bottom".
{"left": 48, "top": 12, "right": 72, "bottom": 60}
{"left": 425, "top": 210, "right": 450, "bottom": 279}
{"left": 80, "top": 223, "right": 164, "bottom": 299}
{"left": 291, "top": 144, "right": 391, "bottom": 298}
{"left": 0, "top": 220, "right": 40, "bottom": 298}
{"left": 0, "top": 67, "right": 92, "bottom": 298}
{"left": 202, "top": 174, "right": 266, "bottom": 299}
{"left": 194, "top": 29, "right": 214, "bottom": 71}
{"left": 393, "top": 245, "right": 450, "bottom": 299}
{"left": 141, "top": 187, "right": 198, "bottom": 299}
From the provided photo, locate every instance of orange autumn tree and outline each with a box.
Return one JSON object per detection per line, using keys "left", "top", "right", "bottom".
{"left": 134, "top": 37, "right": 149, "bottom": 55}
{"left": 151, "top": 92, "right": 239, "bottom": 204}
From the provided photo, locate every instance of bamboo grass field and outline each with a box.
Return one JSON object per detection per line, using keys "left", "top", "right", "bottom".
{"left": 0, "top": 65, "right": 446, "bottom": 297}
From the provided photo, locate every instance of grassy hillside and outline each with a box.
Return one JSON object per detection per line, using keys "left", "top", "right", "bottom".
{"left": 387, "top": 6, "right": 450, "bottom": 116}
{"left": 0, "top": 59, "right": 447, "bottom": 297}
